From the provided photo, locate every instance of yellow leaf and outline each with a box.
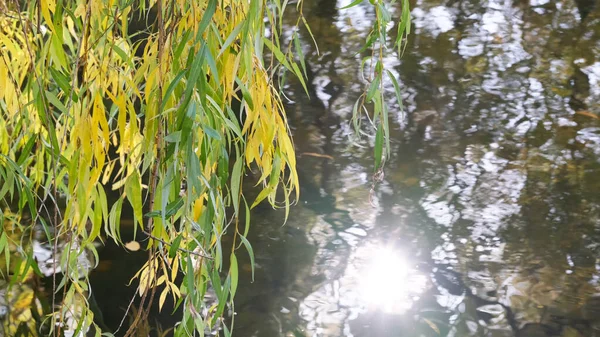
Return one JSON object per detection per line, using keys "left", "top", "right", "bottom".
{"left": 138, "top": 267, "right": 150, "bottom": 296}
{"left": 39, "top": 0, "right": 55, "bottom": 31}
{"left": 125, "top": 240, "right": 141, "bottom": 251}
{"left": 169, "top": 282, "right": 181, "bottom": 297}
{"left": 159, "top": 287, "right": 169, "bottom": 312}
{"left": 74, "top": 3, "right": 86, "bottom": 18}
{"left": 423, "top": 318, "right": 440, "bottom": 334}
{"left": 193, "top": 197, "right": 205, "bottom": 220}
{"left": 102, "top": 160, "right": 115, "bottom": 185}
{"left": 171, "top": 256, "right": 179, "bottom": 282}
{"left": 576, "top": 110, "right": 599, "bottom": 119}
{"left": 12, "top": 288, "right": 34, "bottom": 313}
{"left": 94, "top": 93, "right": 110, "bottom": 148}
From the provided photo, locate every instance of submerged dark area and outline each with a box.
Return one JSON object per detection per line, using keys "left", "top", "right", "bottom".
{"left": 86, "top": 0, "right": 600, "bottom": 336}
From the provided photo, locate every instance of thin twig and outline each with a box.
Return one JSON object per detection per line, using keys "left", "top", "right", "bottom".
{"left": 123, "top": 250, "right": 152, "bottom": 337}
{"left": 298, "top": 152, "right": 334, "bottom": 160}
{"left": 114, "top": 289, "right": 137, "bottom": 334}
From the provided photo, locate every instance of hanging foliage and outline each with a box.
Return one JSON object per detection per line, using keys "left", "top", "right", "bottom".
{"left": 0, "top": 0, "right": 410, "bottom": 335}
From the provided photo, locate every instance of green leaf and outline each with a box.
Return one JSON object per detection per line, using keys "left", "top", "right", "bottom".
{"left": 0, "top": 166, "right": 13, "bottom": 201}
{"left": 218, "top": 23, "right": 244, "bottom": 57}
{"left": 385, "top": 70, "right": 403, "bottom": 108}
{"left": 98, "top": 185, "right": 109, "bottom": 232}
{"left": 238, "top": 234, "right": 255, "bottom": 281}
{"left": 180, "top": 102, "right": 197, "bottom": 147}
{"left": 45, "top": 90, "right": 68, "bottom": 114}
{"left": 366, "top": 76, "right": 380, "bottom": 102}
{"left": 251, "top": 186, "right": 274, "bottom": 208}
{"left": 262, "top": 38, "right": 292, "bottom": 70}
{"left": 173, "top": 31, "right": 192, "bottom": 68}
{"left": 186, "top": 255, "right": 195, "bottom": 295}
{"left": 49, "top": 68, "right": 73, "bottom": 99}
{"left": 50, "top": 33, "right": 68, "bottom": 69}
{"left": 177, "top": 44, "right": 206, "bottom": 130}
{"left": 160, "top": 70, "right": 187, "bottom": 113}
{"left": 91, "top": 192, "right": 103, "bottom": 242}
{"left": 108, "top": 198, "right": 123, "bottom": 242}
{"left": 230, "top": 157, "right": 243, "bottom": 215}
{"left": 243, "top": 196, "right": 251, "bottom": 237}
{"left": 351, "top": 99, "right": 362, "bottom": 131}
{"left": 205, "top": 47, "right": 220, "bottom": 85}
{"left": 169, "top": 235, "right": 183, "bottom": 259}
{"left": 382, "top": 97, "right": 391, "bottom": 157}
{"left": 196, "top": 0, "right": 217, "bottom": 41}
{"left": 235, "top": 78, "right": 254, "bottom": 111}
{"left": 165, "top": 198, "right": 184, "bottom": 218}
{"left": 229, "top": 252, "right": 238, "bottom": 297}
{"left": 290, "top": 62, "right": 309, "bottom": 95}
{"left": 202, "top": 125, "right": 222, "bottom": 141}
{"left": 111, "top": 43, "right": 135, "bottom": 68}
{"left": 293, "top": 34, "right": 307, "bottom": 78}
{"left": 16, "top": 136, "right": 36, "bottom": 166}
{"left": 187, "top": 139, "right": 202, "bottom": 196}
{"left": 397, "top": 0, "right": 411, "bottom": 55}
{"left": 0, "top": 233, "right": 8, "bottom": 274}
{"left": 216, "top": 274, "right": 230, "bottom": 318}
{"left": 402, "top": 0, "right": 411, "bottom": 35}
{"left": 339, "top": 0, "right": 363, "bottom": 9}
{"left": 161, "top": 167, "right": 173, "bottom": 225}
{"left": 210, "top": 262, "right": 223, "bottom": 299}
{"left": 165, "top": 131, "right": 182, "bottom": 143}
{"left": 357, "top": 32, "right": 377, "bottom": 55}
{"left": 377, "top": 3, "right": 392, "bottom": 22}
{"left": 301, "top": 17, "right": 319, "bottom": 53}
{"left": 126, "top": 172, "right": 143, "bottom": 233}
{"left": 144, "top": 210, "right": 161, "bottom": 218}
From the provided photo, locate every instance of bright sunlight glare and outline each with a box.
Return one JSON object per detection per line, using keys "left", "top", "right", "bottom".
{"left": 359, "top": 246, "right": 427, "bottom": 314}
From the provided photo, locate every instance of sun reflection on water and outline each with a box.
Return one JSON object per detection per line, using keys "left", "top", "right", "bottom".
{"left": 299, "top": 242, "right": 430, "bottom": 336}
{"left": 359, "top": 246, "right": 428, "bottom": 314}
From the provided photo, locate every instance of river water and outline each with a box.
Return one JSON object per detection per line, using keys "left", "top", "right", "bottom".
{"left": 225, "top": 0, "right": 600, "bottom": 336}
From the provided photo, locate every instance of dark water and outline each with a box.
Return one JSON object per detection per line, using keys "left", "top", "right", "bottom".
{"left": 227, "top": 0, "right": 600, "bottom": 336}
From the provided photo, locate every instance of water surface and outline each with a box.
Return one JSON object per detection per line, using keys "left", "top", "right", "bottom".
{"left": 230, "top": 0, "right": 600, "bottom": 336}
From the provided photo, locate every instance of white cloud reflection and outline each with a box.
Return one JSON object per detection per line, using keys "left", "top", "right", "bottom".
{"left": 412, "top": 6, "right": 456, "bottom": 37}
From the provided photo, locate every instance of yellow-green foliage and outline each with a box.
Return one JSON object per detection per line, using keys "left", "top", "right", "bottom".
{"left": 1, "top": 0, "right": 302, "bottom": 335}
